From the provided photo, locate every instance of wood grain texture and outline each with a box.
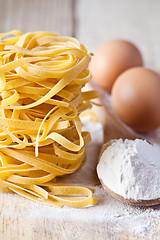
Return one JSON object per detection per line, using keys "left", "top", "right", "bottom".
{"left": 0, "top": 0, "right": 74, "bottom": 36}
{"left": 0, "top": 0, "right": 160, "bottom": 239}
{"left": 0, "top": 118, "right": 160, "bottom": 240}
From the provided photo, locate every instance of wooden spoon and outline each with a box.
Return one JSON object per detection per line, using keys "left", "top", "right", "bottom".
{"left": 100, "top": 179, "right": 160, "bottom": 207}
{"left": 84, "top": 81, "right": 160, "bottom": 206}
{"left": 98, "top": 141, "right": 160, "bottom": 207}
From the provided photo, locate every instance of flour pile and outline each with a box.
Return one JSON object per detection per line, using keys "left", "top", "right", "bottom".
{"left": 97, "top": 139, "right": 160, "bottom": 200}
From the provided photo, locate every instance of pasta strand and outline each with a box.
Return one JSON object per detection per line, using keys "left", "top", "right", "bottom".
{"left": 0, "top": 30, "right": 97, "bottom": 208}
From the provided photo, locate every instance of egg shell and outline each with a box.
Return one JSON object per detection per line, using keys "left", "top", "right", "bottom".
{"left": 111, "top": 67, "right": 160, "bottom": 132}
{"left": 90, "top": 40, "right": 143, "bottom": 92}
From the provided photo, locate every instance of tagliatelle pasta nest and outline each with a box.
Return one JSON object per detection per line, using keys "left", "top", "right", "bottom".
{"left": 0, "top": 30, "right": 98, "bottom": 208}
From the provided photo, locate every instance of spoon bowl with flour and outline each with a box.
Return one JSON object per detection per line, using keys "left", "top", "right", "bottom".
{"left": 97, "top": 139, "right": 160, "bottom": 206}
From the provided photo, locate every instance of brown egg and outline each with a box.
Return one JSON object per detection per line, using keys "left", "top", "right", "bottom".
{"left": 111, "top": 67, "right": 160, "bottom": 132}
{"left": 90, "top": 40, "right": 143, "bottom": 92}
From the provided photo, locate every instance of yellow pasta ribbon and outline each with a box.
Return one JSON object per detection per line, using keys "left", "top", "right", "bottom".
{"left": 0, "top": 30, "right": 98, "bottom": 208}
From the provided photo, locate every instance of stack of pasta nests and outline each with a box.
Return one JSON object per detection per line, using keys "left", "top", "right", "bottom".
{"left": 0, "top": 30, "right": 98, "bottom": 207}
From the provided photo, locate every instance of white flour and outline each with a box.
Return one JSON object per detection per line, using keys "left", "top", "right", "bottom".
{"left": 0, "top": 118, "right": 160, "bottom": 239}
{"left": 97, "top": 139, "right": 160, "bottom": 200}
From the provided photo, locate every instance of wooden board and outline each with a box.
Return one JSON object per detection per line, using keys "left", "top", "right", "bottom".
{"left": 0, "top": 0, "right": 160, "bottom": 239}
{"left": 0, "top": 0, "right": 74, "bottom": 36}
{"left": 1, "top": 117, "right": 160, "bottom": 240}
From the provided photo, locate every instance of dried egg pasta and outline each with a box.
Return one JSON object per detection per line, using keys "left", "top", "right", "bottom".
{"left": 0, "top": 30, "right": 98, "bottom": 208}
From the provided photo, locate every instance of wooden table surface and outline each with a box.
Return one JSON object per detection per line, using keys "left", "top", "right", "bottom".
{"left": 0, "top": 1, "right": 160, "bottom": 239}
